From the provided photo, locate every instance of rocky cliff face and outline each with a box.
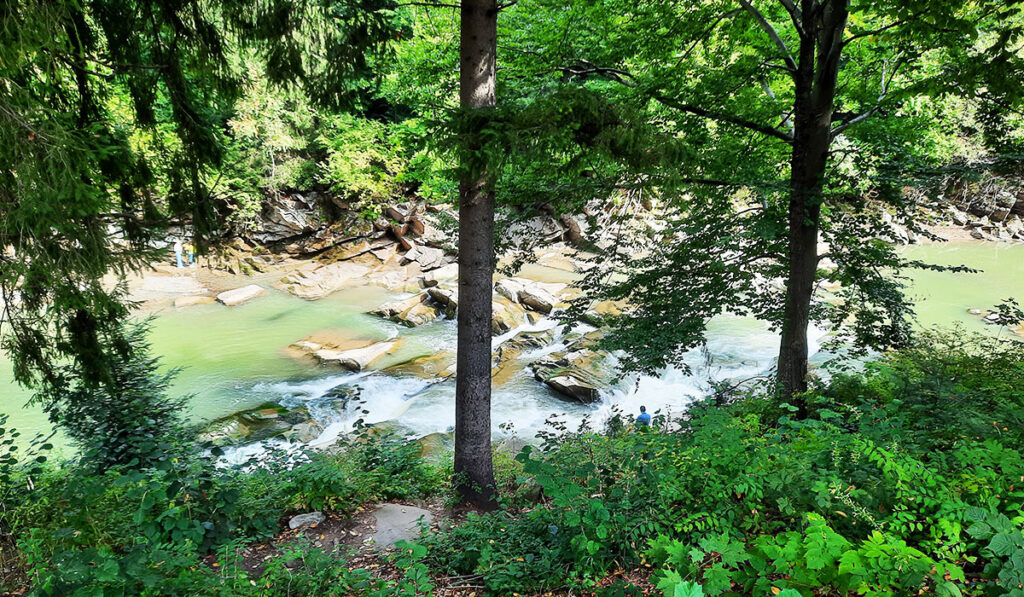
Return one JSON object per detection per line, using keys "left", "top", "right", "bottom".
{"left": 939, "top": 176, "right": 1024, "bottom": 241}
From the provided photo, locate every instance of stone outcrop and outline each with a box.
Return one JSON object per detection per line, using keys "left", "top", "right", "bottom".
{"left": 313, "top": 340, "right": 401, "bottom": 371}
{"left": 940, "top": 177, "right": 1024, "bottom": 241}
{"left": 290, "top": 337, "right": 403, "bottom": 371}
{"left": 199, "top": 402, "right": 314, "bottom": 444}
{"left": 402, "top": 245, "right": 448, "bottom": 271}
{"left": 216, "top": 284, "right": 265, "bottom": 306}
{"left": 530, "top": 331, "right": 614, "bottom": 403}
{"left": 278, "top": 262, "right": 370, "bottom": 300}
{"left": 251, "top": 193, "right": 320, "bottom": 244}
{"left": 494, "top": 277, "right": 567, "bottom": 314}
{"left": 372, "top": 292, "right": 439, "bottom": 327}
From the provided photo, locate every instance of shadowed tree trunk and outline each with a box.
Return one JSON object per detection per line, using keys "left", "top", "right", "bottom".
{"left": 454, "top": 0, "right": 498, "bottom": 507}
{"left": 777, "top": 0, "right": 849, "bottom": 413}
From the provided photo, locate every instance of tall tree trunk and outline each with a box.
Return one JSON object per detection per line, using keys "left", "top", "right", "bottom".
{"left": 454, "top": 0, "right": 498, "bottom": 507}
{"left": 777, "top": 0, "right": 849, "bottom": 413}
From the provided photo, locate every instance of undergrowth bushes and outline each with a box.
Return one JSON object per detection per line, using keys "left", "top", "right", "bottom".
{"left": 0, "top": 423, "right": 444, "bottom": 595}
{"left": 423, "top": 332, "right": 1024, "bottom": 595}
{"left": 2, "top": 330, "right": 1022, "bottom": 596}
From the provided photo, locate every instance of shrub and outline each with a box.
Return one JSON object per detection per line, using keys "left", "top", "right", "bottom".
{"left": 35, "top": 322, "right": 189, "bottom": 472}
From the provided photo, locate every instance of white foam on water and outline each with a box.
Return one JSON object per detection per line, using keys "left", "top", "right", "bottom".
{"left": 228, "top": 312, "right": 830, "bottom": 457}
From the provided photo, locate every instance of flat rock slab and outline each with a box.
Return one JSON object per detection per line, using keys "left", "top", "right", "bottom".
{"left": 174, "top": 295, "right": 215, "bottom": 308}
{"left": 314, "top": 340, "right": 399, "bottom": 371}
{"left": 140, "top": 275, "right": 206, "bottom": 295}
{"left": 370, "top": 504, "right": 433, "bottom": 548}
{"left": 280, "top": 262, "right": 370, "bottom": 300}
{"left": 217, "top": 284, "right": 265, "bottom": 306}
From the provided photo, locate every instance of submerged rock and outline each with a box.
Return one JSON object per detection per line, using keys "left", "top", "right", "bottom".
{"left": 383, "top": 351, "right": 456, "bottom": 380}
{"left": 200, "top": 402, "right": 300, "bottom": 444}
{"left": 174, "top": 295, "right": 216, "bottom": 308}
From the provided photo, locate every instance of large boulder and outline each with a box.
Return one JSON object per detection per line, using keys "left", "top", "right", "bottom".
{"left": 251, "top": 193, "right": 319, "bottom": 244}
{"left": 426, "top": 286, "right": 458, "bottom": 316}
{"left": 313, "top": 340, "right": 401, "bottom": 371}
{"left": 216, "top": 284, "right": 265, "bottom": 306}
{"left": 419, "top": 263, "right": 458, "bottom": 287}
{"left": 492, "top": 296, "right": 528, "bottom": 334}
{"left": 530, "top": 332, "right": 613, "bottom": 404}
{"left": 401, "top": 245, "right": 448, "bottom": 271}
{"left": 545, "top": 375, "right": 601, "bottom": 403}
{"left": 372, "top": 292, "right": 438, "bottom": 327}
{"left": 494, "top": 277, "right": 566, "bottom": 314}
{"left": 288, "top": 512, "right": 325, "bottom": 530}
{"left": 279, "top": 262, "right": 370, "bottom": 300}
{"left": 416, "top": 432, "right": 454, "bottom": 459}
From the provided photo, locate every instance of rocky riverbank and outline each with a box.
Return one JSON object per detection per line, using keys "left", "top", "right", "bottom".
{"left": 115, "top": 189, "right": 1022, "bottom": 458}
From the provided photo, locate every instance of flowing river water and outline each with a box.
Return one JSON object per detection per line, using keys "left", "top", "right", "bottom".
{"left": 2, "top": 241, "right": 1022, "bottom": 453}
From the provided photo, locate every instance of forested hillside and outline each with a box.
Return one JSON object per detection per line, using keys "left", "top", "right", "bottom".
{"left": 2, "top": 1, "right": 1024, "bottom": 595}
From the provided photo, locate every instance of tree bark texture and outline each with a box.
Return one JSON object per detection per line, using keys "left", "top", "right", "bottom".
{"left": 454, "top": 0, "right": 498, "bottom": 507}
{"left": 777, "top": 0, "right": 849, "bottom": 412}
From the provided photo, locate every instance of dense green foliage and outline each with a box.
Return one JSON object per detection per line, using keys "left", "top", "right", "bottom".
{"left": 3, "top": 0, "right": 1024, "bottom": 594}
{"left": 0, "top": 418, "right": 444, "bottom": 595}
{"left": 3, "top": 333, "right": 1022, "bottom": 595}
{"left": 421, "top": 332, "right": 1024, "bottom": 595}
{"left": 0, "top": 0, "right": 405, "bottom": 395}
{"left": 34, "top": 323, "right": 188, "bottom": 472}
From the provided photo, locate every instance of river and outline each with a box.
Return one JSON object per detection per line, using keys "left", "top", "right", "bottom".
{"left": 2, "top": 241, "right": 1021, "bottom": 452}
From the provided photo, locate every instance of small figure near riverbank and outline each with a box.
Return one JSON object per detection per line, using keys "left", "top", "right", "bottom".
{"left": 636, "top": 405, "right": 651, "bottom": 427}
{"left": 173, "top": 239, "right": 185, "bottom": 269}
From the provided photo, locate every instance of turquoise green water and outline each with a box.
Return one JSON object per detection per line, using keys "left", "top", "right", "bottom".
{"left": 1, "top": 241, "right": 1022, "bottom": 447}
{"left": 900, "top": 242, "right": 1024, "bottom": 334}
{"left": 0, "top": 284, "right": 438, "bottom": 444}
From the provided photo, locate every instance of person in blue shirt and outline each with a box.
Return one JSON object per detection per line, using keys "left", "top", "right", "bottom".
{"left": 636, "top": 405, "right": 651, "bottom": 427}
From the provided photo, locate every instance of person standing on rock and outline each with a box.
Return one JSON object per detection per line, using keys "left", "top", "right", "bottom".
{"left": 173, "top": 239, "right": 184, "bottom": 269}
{"left": 185, "top": 240, "right": 195, "bottom": 266}
{"left": 636, "top": 406, "right": 651, "bottom": 427}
